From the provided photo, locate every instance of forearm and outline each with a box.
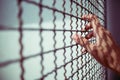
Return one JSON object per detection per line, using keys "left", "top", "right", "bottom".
{"left": 110, "top": 45, "right": 120, "bottom": 75}
{"left": 115, "top": 46, "right": 120, "bottom": 75}
{"left": 74, "top": 14, "right": 120, "bottom": 76}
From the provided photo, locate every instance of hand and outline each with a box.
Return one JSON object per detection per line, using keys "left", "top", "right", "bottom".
{"left": 72, "top": 14, "right": 120, "bottom": 74}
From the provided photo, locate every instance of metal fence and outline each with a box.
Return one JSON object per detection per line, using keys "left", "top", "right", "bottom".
{"left": 0, "top": 0, "right": 107, "bottom": 80}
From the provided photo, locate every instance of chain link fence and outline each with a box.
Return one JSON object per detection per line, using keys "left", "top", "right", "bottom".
{"left": 0, "top": 0, "right": 107, "bottom": 80}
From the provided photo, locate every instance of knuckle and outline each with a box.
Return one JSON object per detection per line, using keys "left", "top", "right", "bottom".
{"left": 93, "top": 14, "right": 97, "bottom": 19}
{"left": 106, "top": 30, "right": 111, "bottom": 35}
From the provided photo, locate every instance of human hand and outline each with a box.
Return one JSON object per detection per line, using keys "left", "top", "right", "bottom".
{"left": 72, "top": 14, "right": 120, "bottom": 74}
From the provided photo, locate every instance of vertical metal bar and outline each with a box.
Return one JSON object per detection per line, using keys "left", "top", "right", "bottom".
{"left": 80, "top": 0, "right": 84, "bottom": 79}
{"left": 84, "top": 0, "right": 88, "bottom": 79}
{"left": 70, "top": 0, "right": 74, "bottom": 80}
{"left": 75, "top": 0, "right": 79, "bottom": 80}
{"left": 39, "top": 0, "right": 44, "bottom": 80}
{"left": 52, "top": 0, "right": 57, "bottom": 80}
{"left": 17, "top": 0, "right": 25, "bottom": 80}
{"left": 62, "top": 0, "right": 67, "bottom": 79}
{"left": 87, "top": 0, "right": 92, "bottom": 79}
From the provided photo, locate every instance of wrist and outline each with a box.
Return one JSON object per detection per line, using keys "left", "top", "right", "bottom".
{"left": 115, "top": 59, "right": 120, "bottom": 75}
{"left": 113, "top": 45, "right": 120, "bottom": 74}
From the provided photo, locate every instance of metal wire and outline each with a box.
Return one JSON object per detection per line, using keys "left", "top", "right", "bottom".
{"left": 17, "top": 0, "right": 25, "bottom": 80}
{"left": 0, "top": 0, "right": 107, "bottom": 80}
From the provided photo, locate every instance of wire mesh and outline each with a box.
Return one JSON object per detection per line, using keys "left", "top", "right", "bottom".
{"left": 0, "top": 0, "right": 107, "bottom": 80}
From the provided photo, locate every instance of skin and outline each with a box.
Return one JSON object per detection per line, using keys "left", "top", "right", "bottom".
{"left": 72, "top": 14, "right": 120, "bottom": 74}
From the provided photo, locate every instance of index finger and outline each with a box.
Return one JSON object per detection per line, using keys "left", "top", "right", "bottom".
{"left": 81, "top": 14, "right": 100, "bottom": 33}
{"left": 81, "top": 14, "right": 95, "bottom": 21}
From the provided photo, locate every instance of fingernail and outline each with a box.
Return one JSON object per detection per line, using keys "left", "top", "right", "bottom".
{"left": 81, "top": 28, "right": 85, "bottom": 32}
{"left": 81, "top": 15, "right": 84, "bottom": 19}
{"left": 72, "top": 34, "right": 75, "bottom": 38}
{"left": 81, "top": 48, "right": 87, "bottom": 54}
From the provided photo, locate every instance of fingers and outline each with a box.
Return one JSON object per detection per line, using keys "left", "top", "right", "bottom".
{"left": 81, "top": 14, "right": 93, "bottom": 21}
{"left": 81, "top": 14, "right": 101, "bottom": 35}
{"left": 85, "top": 31, "right": 94, "bottom": 39}
{"left": 72, "top": 34, "right": 94, "bottom": 53}
{"left": 72, "top": 34, "right": 85, "bottom": 46}
{"left": 81, "top": 14, "right": 99, "bottom": 27}
{"left": 72, "top": 14, "right": 100, "bottom": 53}
{"left": 82, "top": 23, "right": 92, "bottom": 31}
{"left": 81, "top": 22, "right": 94, "bottom": 39}
{"left": 81, "top": 14, "right": 96, "bottom": 21}
{"left": 81, "top": 48, "right": 88, "bottom": 54}
{"left": 79, "top": 35, "right": 88, "bottom": 46}
{"left": 72, "top": 34, "right": 79, "bottom": 44}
